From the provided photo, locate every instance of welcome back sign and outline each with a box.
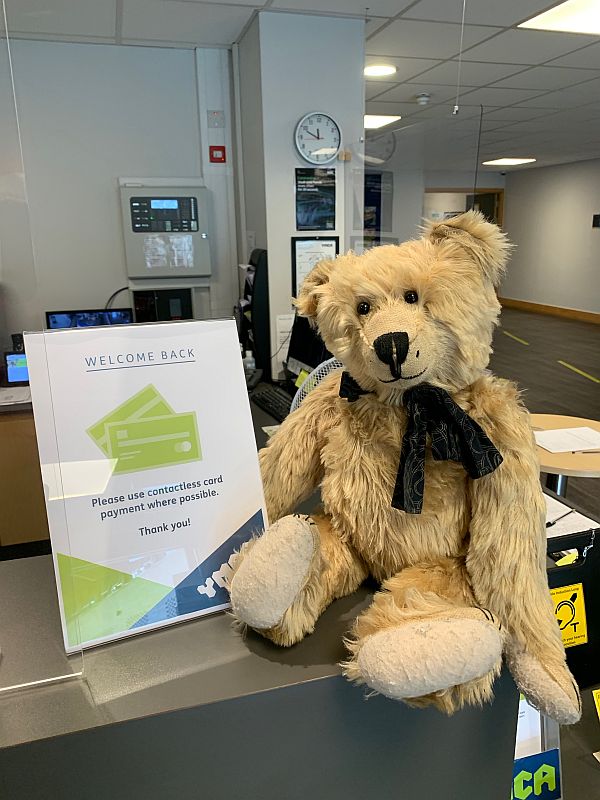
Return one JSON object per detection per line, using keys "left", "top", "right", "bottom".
{"left": 26, "top": 319, "right": 266, "bottom": 652}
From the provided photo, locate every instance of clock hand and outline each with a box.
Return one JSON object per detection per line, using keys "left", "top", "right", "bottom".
{"left": 305, "top": 129, "right": 319, "bottom": 139}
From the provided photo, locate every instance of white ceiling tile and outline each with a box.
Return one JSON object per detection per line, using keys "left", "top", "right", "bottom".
{"left": 365, "top": 18, "right": 389, "bottom": 38}
{"left": 547, "top": 42, "right": 600, "bottom": 69}
{"left": 366, "top": 81, "right": 397, "bottom": 100}
{"left": 491, "top": 66, "right": 600, "bottom": 91}
{"left": 524, "top": 77, "right": 600, "bottom": 107}
{"left": 374, "top": 82, "right": 455, "bottom": 104}
{"left": 5, "top": 0, "right": 116, "bottom": 37}
{"left": 367, "top": 20, "right": 502, "bottom": 59}
{"left": 365, "top": 56, "right": 443, "bottom": 82}
{"left": 482, "top": 106, "right": 558, "bottom": 122}
{"left": 407, "top": 60, "right": 528, "bottom": 87}
{"left": 122, "top": 0, "right": 253, "bottom": 45}
{"left": 271, "top": 0, "right": 412, "bottom": 14}
{"left": 402, "top": 0, "right": 558, "bottom": 27}
{"left": 163, "top": 0, "right": 262, "bottom": 4}
{"left": 457, "top": 86, "right": 548, "bottom": 106}
{"left": 462, "top": 29, "right": 596, "bottom": 65}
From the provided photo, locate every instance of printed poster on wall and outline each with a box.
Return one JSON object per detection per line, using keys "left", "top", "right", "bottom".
{"left": 295, "top": 167, "right": 336, "bottom": 231}
{"left": 25, "top": 319, "right": 266, "bottom": 652}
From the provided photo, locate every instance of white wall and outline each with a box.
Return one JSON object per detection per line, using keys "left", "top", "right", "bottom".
{"left": 235, "top": 18, "right": 266, "bottom": 261}
{"left": 503, "top": 159, "right": 600, "bottom": 313}
{"left": 0, "top": 39, "right": 238, "bottom": 337}
{"left": 254, "top": 11, "right": 365, "bottom": 369}
{"left": 425, "top": 171, "right": 505, "bottom": 190}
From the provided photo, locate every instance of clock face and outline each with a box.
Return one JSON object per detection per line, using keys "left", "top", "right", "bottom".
{"left": 295, "top": 112, "right": 341, "bottom": 165}
{"left": 364, "top": 131, "right": 396, "bottom": 164}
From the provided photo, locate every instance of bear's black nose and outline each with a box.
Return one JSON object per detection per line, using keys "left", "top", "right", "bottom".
{"left": 373, "top": 332, "right": 409, "bottom": 373}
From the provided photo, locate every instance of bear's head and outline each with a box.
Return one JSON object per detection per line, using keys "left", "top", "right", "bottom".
{"left": 296, "top": 210, "right": 511, "bottom": 401}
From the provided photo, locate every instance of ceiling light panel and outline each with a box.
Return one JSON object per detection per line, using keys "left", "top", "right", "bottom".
{"left": 364, "top": 64, "right": 397, "bottom": 77}
{"left": 364, "top": 114, "right": 401, "bottom": 129}
{"left": 364, "top": 57, "right": 443, "bottom": 82}
{"left": 403, "top": 0, "right": 562, "bottom": 27}
{"left": 519, "top": 1, "right": 600, "bottom": 36}
{"left": 482, "top": 157, "right": 537, "bottom": 165}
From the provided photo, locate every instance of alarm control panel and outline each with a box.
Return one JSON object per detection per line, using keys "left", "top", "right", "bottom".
{"left": 130, "top": 197, "right": 199, "bottom": 233}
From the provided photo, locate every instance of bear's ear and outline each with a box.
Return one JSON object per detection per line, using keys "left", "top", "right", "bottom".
{"left": 427, "top": 209, "right": 512, "bottom": 287}
{"left": 295, "top": 258, "right": 336, "bottom": 319}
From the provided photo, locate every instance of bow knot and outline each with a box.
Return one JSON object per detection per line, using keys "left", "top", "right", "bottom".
{"left": 339, "top": 375, "right": 503, "bottom": 514}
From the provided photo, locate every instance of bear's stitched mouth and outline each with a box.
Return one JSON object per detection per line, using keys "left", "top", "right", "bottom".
{"left": 379, "top": 367, "right": 427, "bottom": 384}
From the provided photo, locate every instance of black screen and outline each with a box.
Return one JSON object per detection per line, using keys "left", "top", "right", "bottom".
{"left": 285, "top": 315, "right": 332, "bottom": 378}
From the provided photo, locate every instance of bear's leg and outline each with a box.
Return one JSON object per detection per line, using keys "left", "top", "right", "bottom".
{"left": 343, "top": 558, "right": 505, "bottom": 713}
{"left": 229, "top": 514, "right": 367, "bottom": 647}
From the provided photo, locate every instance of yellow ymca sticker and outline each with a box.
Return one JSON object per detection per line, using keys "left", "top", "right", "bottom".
{"left": 550, "top": 583, "right": 588, "bottom": 648}
{"left": 593, "top": 688, "right": 600, "bottom": 722}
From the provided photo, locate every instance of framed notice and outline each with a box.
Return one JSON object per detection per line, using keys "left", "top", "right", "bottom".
{"left": 25, "top": 319, "right": 266, "bottom": 652}
{"left": 292, "top": 236, "right": 339, "bottom": 297}
{"left": 295, "top": 167, "right": 336, "bottom": 231}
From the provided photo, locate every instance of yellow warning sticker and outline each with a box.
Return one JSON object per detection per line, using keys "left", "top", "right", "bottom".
{"left": 593, "top": 688, "right": 600, "bottom": 722}
{"left": 550, "top": 582, "right": 588, "bottom": 648}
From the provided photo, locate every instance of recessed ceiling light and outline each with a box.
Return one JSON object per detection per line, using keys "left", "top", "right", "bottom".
{"left": 519, "top": 0, "right": 600, "bottom": 35}
{"left": 364, "top": 64, "right": 397, "bottom": 77}
{"left": 364, "top": 114, "right": 401, "bottom": 129}
{"left": 482, "top": 157, "right": 537, "bottom": 166}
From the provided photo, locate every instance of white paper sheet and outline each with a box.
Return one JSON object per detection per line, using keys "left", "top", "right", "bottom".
{"left": 544, "top": 493, "right": 598, "bottom": 539}
{"left": 535, "top": 426, "right": 600, "bottom": 453}
{"left": 0, "top": 386, "right": 31, "bottom": 405}
{"left": 275, "top": 313, "right": 295, "bottom": 372}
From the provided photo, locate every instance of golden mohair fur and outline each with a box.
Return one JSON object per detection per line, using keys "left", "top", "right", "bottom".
{"left": 236, "top": 211, "right": 578, "bottom": 718}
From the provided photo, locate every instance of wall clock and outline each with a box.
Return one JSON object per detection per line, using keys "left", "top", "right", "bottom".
{"left": 294, "top": 112, "right": 341, "bottom": 165}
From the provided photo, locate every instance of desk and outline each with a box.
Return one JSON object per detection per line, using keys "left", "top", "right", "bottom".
{"left": 0, "top": 404, "right": 49, "bottom": 546}
{"left": 0, "top": 401, "right": 521, "bottom": 799}
{"left": 531, "top": 413, "right": 600, "bottom": 497}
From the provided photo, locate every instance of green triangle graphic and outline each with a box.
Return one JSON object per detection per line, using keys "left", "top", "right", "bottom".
{"left": 57, "top": 553, "right": 172, "bottom": 647}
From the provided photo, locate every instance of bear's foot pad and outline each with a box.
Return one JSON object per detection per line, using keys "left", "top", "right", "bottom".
{"left": 356, "top": 616, "right": 503, "bottom": 700}
{"left": 230, "top": 515, "right": 319, "bottom": 631}
{"left": 509, "top": 649, "right": 581, "bottom": 725}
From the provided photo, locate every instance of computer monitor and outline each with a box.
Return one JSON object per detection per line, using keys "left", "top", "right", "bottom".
{"left": 285, "top": 314, "right": 332, "bottom": 380}
{"left": 3, "top": 351, "right": 29, "bottom": 386}
{"left": 45, "top": 308, "right": 134, "bottom": 330}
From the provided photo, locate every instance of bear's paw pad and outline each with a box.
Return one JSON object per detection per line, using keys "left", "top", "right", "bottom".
{"left": 229, "top": 516, "right": 319, "bottom": 631}
{"left": 357, "top": 617, "right": 502, "bottom": 699}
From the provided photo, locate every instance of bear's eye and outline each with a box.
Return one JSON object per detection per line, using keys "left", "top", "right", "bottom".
{"left": 404, "top": 290, "right": 419, "bottom": 304}
{"left": 357, "top": 301, "right": 371, "bottom": 315}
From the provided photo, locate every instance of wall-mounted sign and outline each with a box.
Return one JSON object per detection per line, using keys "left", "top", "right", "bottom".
{"left": 25, "top": 319, "right": 266, "bottom": 652}
{"left": 291, "top": 236, "right": 339, "bottom": 297}
{"left": 295, "top": 167, "right": 336, "bottom": 231}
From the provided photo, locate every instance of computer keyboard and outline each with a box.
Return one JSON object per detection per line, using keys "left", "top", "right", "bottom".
{"left": 251, "top": 384, "right": 294, "bottom": 423}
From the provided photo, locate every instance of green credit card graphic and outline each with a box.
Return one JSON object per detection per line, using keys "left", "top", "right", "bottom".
{"left": 87, "top": 385, "right": 175, "bottom": 457}
{"left": 88, "top": 385, "right": 201, "bottom": 474}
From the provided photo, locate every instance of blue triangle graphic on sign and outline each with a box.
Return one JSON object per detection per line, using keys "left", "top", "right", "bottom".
{"left": 130, "top": 509, "right": 265, "bottom": 628}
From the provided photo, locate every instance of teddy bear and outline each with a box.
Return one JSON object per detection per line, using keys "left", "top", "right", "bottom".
{"left": 229, "top": 210, "right": 580, "bottom": 725}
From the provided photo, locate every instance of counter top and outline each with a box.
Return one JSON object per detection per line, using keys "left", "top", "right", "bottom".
{"left": 0, "top": 552, "right": 373, "bottom": 748}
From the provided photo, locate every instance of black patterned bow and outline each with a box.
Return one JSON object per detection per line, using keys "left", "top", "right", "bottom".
{"left": 339, "top": 371, "right": 371, "bottom": 403}
{"left": 393, "top": 383, "right": 503, "bottom": 513}
{"left": 338, "top": 374, "right": 503, "bottom": 514}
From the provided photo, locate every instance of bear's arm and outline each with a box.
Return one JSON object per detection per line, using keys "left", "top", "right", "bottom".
{"left": 465, "top": 376, "right": 565, "bottom": 662}
{"left": 258, "top": 371, "right": 340, "bottom": 522}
